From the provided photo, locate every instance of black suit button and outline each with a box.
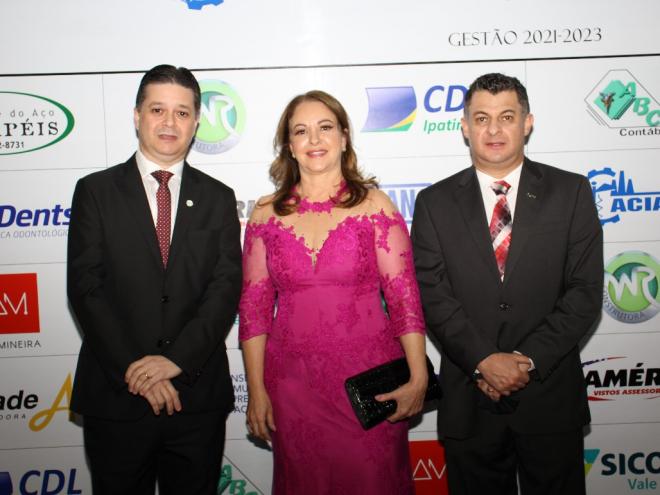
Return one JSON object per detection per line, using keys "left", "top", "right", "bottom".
{"left": 161, "top": 296, "right": 169, "bottom": 303}
{"left": 499, "top": 303, "right": 510, "bottom": 311}
{"left": 157, "top": 339, "right": 172, "bottom": 348}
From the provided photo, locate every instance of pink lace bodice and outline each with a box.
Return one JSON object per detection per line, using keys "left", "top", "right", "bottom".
{"left": 239, "top": 209, "right": 425, "bottom": 345}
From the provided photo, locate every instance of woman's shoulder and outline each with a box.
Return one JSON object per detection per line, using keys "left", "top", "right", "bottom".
{"left": 248, "top": 194, "right": 276, "bottom": 225}
{"left": 363, "top": 188, "right": 398, "bottom": 216}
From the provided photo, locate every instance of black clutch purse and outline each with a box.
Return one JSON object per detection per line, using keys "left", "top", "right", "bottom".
{"left": 345, "top": 356, "right": 441, "bottom": 430}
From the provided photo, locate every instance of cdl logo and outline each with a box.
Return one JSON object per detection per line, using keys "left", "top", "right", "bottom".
{"left": 0, "top": 273, "right": 40, "bottom": 334}
{"left": 409, "top": 440, "right": 449, "bottom": 495}
{"left": 0, "top": 469, "right": 81, "bottom": 495}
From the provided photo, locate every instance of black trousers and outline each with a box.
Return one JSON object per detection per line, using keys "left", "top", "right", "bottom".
{"left": 443, "top": 411, "right": 586, "bottom": 495}
{"left": 83, "top": 409, "right": 228, "bottom": 495}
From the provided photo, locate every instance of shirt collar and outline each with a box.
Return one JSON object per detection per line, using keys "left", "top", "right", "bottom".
{"left": 475, "top": 162, "right": 523, "bottom": 192}
{"left": 136, "top": 150, "right": 184, "bottom": 179}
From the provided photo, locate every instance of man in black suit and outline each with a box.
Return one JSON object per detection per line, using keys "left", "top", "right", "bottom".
{"left": 67, "top": 65, "right": 242, "bottom": 495}
{"left": 411, "top": 73, "right": 603, "bottom": 495}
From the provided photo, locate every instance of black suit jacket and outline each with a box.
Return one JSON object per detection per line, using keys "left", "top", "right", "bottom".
{"left": 67, "top": 155, "right": 242, "bottom": 420}
{"left": 411, "top": 158, "right": 603, "bottom": 439}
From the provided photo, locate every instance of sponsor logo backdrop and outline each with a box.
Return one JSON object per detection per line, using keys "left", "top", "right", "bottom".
{"left": 1, "top": 2, "right": 658, "bottom": 493}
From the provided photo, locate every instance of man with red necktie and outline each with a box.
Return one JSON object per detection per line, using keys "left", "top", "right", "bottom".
{"left": 412, "top": 73, "right": 603, "bottom": 495}
{"left": 67, "top": 65, "right": 242, "bottom": 495}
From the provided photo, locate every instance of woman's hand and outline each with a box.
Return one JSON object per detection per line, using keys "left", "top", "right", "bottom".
{"left": 375, "top": 373, "right": 428, "bottom": 423}
{"left": 246, "top": 387, "right": 276, "bottom": 442}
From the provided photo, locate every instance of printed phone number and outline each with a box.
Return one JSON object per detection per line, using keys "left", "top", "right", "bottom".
{"left": 449, "top": 27, "right": 603, "bottom": 47}
{"left": 0, "top": 140, "right": 25, "bottom": 150}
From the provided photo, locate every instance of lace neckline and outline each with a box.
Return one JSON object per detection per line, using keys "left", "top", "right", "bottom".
{"left": 296, "top": 182, "right": 348, "bottom": 214}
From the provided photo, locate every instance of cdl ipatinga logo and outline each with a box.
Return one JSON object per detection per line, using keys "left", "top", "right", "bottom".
{"left": 380, "top": 183, "right": 431, "bottom": 225}
{"left": 181, "top": 0, "right": 224, "bottom": 9}
{"left": 0, "top": 468, "right": 82, "bottom": 495}
{"left": 582, "top": 356, "right": 660, "bottom": 401}
{"left": 0, "top": 92, "right": 75, "bottom": 155}
{"left": 603, "top": 251, "right": 660, "bottom": 323}
{"left": 585, "top": 70, "right": 660, "bottom": 134}
{"left": 193, "top": 80, "right": 245, "bottom": 154}
{"left": 588, "top": 167, "right": 660, "bottom": 225}
{"left": 362, "top": 84, "right": 466, "bottom": 135}
{"left": 362, "top": 87, "right": 417, "bottom": 132}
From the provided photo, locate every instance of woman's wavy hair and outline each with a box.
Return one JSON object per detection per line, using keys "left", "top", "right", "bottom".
{"left": 268, "top": 90, "right": 377, "bottom": 216}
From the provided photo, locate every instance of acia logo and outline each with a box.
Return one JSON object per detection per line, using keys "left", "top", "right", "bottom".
{"left": 0, "top": 92, "right": 75, "bottom": 155}
{"left": 588, "top": 167, "right": 660, "bottom": 225}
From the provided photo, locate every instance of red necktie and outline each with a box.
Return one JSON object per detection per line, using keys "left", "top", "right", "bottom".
{"left": 152, "top": 170, "right": 173, "bottom": 268}
{"left": 489, "top": 180, "right": 512, "bottom": 278}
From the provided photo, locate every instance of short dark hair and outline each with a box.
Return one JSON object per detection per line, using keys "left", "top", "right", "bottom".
{"left": 135, "top": 64, "right": 201, "bottom": 115}
{"left": 464, "top": 73, "right": 530, "bottom": 115}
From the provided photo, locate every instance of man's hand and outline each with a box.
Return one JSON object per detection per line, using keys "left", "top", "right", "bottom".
{"left": 125, "top": 355, "right": 182, "bottom": 395}
{"left": 476, "top": 378, "right": 501, "bottom": 401}
{"left": 476, "top": 352, "right": 530, "bottom": 394}
{"left": 142, "top": 379, "right": 182, "bottom": 415}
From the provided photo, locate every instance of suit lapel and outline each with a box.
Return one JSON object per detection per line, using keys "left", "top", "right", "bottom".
{"left": 115, "top": 155, "right": 163, "bottom": 269}
{"left": 167, "top": 162, "right": 200, "bottom": 271}
{"left": 455, "top": 168, "right": 501, "bottom": 282}
{"left": 504, "top": 159, "right": 544, "bottom": 283}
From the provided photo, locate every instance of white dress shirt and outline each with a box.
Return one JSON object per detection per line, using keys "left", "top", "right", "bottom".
{"left": 475, "top": 163, "right": 523, "bottom": 225}
{"left": 135, "top": 150, "right": 183, "bottom": 240}
{"left": 474, "top": 162, "right": 535, "bottom": 370}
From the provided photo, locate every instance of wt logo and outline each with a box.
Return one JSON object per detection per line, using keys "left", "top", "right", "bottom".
{"left": 0, "top": 273, "right": 40, "bottom": 334}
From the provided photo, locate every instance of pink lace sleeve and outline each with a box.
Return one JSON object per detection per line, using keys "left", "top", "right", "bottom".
{"left": 372, "top": 211, "right": 426, "bottom": 337}
{"left": 238, "top": 223, "right": 276, "bottom": 341}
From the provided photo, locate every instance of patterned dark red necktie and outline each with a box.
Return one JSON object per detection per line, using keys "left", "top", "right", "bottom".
{"left": 152, "top": 170, "right": 173, "bottom": 268}
{"left": 489, "top": 180, "right": 512, "bottom": 278}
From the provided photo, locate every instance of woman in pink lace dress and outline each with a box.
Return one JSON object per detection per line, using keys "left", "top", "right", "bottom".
{"left": 239, "top": 90, "right": 427, "bottom": 494}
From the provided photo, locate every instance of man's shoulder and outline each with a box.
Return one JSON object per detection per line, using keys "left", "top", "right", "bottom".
{"left": 525, "top": 159, "right": 586, "bottom": 185}
{"left": 419, "top": 166, "right": 473, "bottom": 199}
{"left": 76, "top": 159, "right": 133, "bottom": 188}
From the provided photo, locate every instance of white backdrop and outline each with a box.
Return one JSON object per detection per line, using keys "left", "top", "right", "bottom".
{"left": 1, "top": 1, "right": 659, "bottom": 494}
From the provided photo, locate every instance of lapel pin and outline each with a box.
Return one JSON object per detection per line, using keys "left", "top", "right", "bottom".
{"left": 526, "top": 192, "right": 536, "bottom": 199}
{"left": 186, "top": 200, "right": 194, "bottom": 207}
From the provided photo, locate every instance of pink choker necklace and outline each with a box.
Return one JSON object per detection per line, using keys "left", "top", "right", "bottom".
{"left": 295, "top": 182, "right": 348, "bottom": 214}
